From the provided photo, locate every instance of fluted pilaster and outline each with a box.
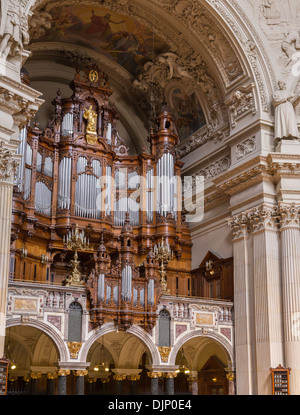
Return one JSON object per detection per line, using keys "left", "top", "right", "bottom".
{"left": 277, "top": 204, "right": 300, "bottom": 394}
{"left": 228, "top": 213, "right": 255, "bottom": 395}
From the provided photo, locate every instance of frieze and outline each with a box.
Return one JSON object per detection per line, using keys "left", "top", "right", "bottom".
{"left": 236, "top": 136, "right": 256, "bottom": 160}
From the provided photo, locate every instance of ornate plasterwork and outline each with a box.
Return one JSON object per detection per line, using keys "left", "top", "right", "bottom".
{"left": 227, "top": 84, "right": 257, "bottom": 128}
{"left": 152, "top": 0, "right": 244, "bottom": 86}
{"left": 208, "top": 0, "right": 275, "bottom": 112}
{"left": 228, "top": 203, "right": 300, "bottom": 240}
{"left": 177, "top": 125, "right": 229, "bottom": 158}
{"left": 0, "top": 141, "right": 19, "bottom": 183}
{"left": 236, "top": 136, "right": 256, "bottom": 160}
{"left": 67, "top": 341, "right": 82, "bottom": 359}
{"left": 157, "top": 346, "right": 172, "bottom": 362}
{"left": 196, "top": 155, "right": 231, "bottom": 182}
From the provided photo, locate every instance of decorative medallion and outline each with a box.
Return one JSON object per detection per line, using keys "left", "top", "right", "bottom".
{"left": 158, "top": 346, "right": 172, "bottom": 362}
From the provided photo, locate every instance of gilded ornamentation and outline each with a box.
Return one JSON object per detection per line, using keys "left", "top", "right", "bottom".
{"left": 147, "top": 372, "right": 162, "bottom": 378}
{"left": 113, "top": 374, "right": 127, "bottom": 381}
{"left": 67, "top": 341, "right": 82, "bottom": 359}
{"left": 57, "top": 369, "right": 70, "bottom": 376}
{"left": 164, "top": 372, "right": 178, "bottom": 378}
{"left": 30, "top": 372, "right": 41, "bottom": 380}
{"left": 74, "top": 370, "right": 88, "bottom": 377}
{"left": 158, "top": 346, "right": 172, "bottom": 362}
{"left": 83, "top": 105, "right": 98, "bottom": 145}
{"left": 127, "top": 374, "right": 141, "bottom": 381}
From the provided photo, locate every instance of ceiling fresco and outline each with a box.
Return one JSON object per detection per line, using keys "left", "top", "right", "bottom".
{"left": 32, "top": 5, "right": 170, "bottom": 77}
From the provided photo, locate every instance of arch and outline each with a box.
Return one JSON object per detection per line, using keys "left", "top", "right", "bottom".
{"left": 169, "top": 329, "right": 234, "bottom": 368}
{"left": 6, "top": 317, "right": 69, "bottom": 362}
{"left": 80, "top": 323, "right": 160, "bottom": 366}
{"left": 27, "top": 0, "right": 276, "bottom": 117}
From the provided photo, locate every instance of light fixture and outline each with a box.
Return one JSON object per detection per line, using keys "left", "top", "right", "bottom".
{"left": 94, "top": 336, "right": 109, "bottom": 373}
{"left": 176, "top": 348, "right": 190, "bottom": 375}
{"left": 212, "top": 377, "right": 217, "bottom": 382}
{"left": 10, "top": 361, "right": 16, "bottom": 370}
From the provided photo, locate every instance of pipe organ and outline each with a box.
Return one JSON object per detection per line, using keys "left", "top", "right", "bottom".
{"left": 11, "top": 65, "right": 192, "bottom": 332}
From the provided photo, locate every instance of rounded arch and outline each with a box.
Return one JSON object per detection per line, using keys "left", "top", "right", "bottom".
{"left": 6, "top": 317, "right": 69, "bottom": 362}
{"left": 169, "top": 329, "right": 234, "bottom": 369}
{"left": 80, "top": 323, "right": 160, "bottom": 366}
{"left": 27, "top": 0, "right": 276, "bottom": 114}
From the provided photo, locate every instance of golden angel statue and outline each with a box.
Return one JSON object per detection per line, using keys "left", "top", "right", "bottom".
{"left": 83, "top": 105, "right": 98, "bottom": 145}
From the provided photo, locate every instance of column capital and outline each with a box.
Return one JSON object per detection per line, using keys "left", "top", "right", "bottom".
{"left": 73, "top": 369, "right": 88, "bottom": 377}
{"left": 274, "top": 203, "right": 300, "bottom": 229}
{"left": 147, "top": 371, "right": 163, "bottom": 378}
{"left": 0, "top": 140, "right": 19, "bottom": 185}
{"left": 47, "top": 372, "right": 57, "bottom": 380}
{"left": 228, "top": 212, "right": 250, "bottom": 240}
{"left": 30, "top": 372, "right": 41, "bottom": 380}
{"left": 127, "top": 374, "right": 141, "bottom": 381}
{"left": 57, "top": 369, "right": 70, "bottom": 377}
{"left": 163, "top": 372, "right": 178, "bottom": 379}
{"left": 113, "top": 373, "right": 127, "bottom": 381}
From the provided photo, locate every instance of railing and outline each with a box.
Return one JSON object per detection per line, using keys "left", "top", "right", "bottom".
{"left": 160, "top": 294, "right": 234, "bottom": 323}
{"left": 8, "top": 279, "right": 86, "bottom": 311}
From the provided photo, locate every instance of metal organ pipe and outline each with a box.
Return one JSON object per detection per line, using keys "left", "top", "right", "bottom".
{"left": 15, "top": 127, "right": 27, "bottom": 192}
{"left": 106, "top": 122, "right": 112, "bottom": 143}
{"left": 36, "top": 152, "right": 42, "bottom": 173}
{"left": 121, "top": 264, "right": 132, "bottom": 302}
{"left": 61, "top": 113, "right": 74, "bottom": 136}
{"left": 44, "top": 157, "right": 53, "bottom": 177}
{"left": 58, "top": 157, "right": 71, "bottom": 210}
{"left": 75, "top": 157, "right": 102, "bottom": 219}
{"left": 35, "top": 181, "right": 52, "bottom": 215}
{"left": 97, "top": 273, "right": 105, "bottom": 302}
{"left": 148, "top": 279, "right": 154, "bottom": 305}
{"left": 146, "top": 169, "right": 153, "bottom": 222}
{"left": 157, "top": 152, "right": 175, "bottom": 216}
{"left": 105, "top": 165, "right": 111, "bottom": 216}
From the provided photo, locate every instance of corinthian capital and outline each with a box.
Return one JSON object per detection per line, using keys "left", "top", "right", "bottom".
{"left": 273, "top": 204, "right": 300, "bottom": 229}
{"left": 0, "top": 140, "right": 19, "bottom": 184}
{"left": 247, "top": 205, "right": 278, "bottom": 232}
{"left": 228, "top": 213, "right": 249, "bottom": 240}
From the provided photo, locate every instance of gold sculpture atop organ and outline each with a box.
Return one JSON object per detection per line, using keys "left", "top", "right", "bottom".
{"left": 10, "top": 65, "right": 192, "bottom": 332}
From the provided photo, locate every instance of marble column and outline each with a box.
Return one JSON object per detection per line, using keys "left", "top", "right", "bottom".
{"left": 74, "top": 370, "right": 88, "bottom": 395}
{"left": 249, "top": 206, "right": 284, "bottom": 394}
{"left": 127, "top": 374, "right": 140, "bottom": 395}
{"left": 30, "top": 372, "right": 41, "bottom": 395}
{"left": 164, "top": 372, "right": 177, "bottom": 395}
{"left": 188, "top": 372, "right": 198, "bottom": 395}
{"left": 57, "top": 369, "right": 70, "bottom": 395}
{"left": 225, "top": 370, "right": 236, "bottom": 395}
{"left": 47, "top": 373, "right": 56, "bottom": 395}
{"left": 229, "top": 214, "right": 256, "bottom": 395}
{"left": 0, "top": 53, "right": 43, "bottom": 357}
{"left": 113, "top": 374, "right": 126, "bottom": 394}
{"left": 86, "top": 378, "right": 96, "bottom": 395}
{"left": 148, "top": 371, "right": 162, "bottom": 395}
{"left": 278, "top": 205, "right": 300, "bottom": 394}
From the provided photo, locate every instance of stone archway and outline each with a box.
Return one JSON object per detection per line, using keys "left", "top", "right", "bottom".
{"left": 82, "top": 324, "right": 158, "bottom": 395}
{"left": 4, "top": 318, "right": 67, "bottom": 394}
{"left": 170, "top": 331, "right": 234, "bottom": 395}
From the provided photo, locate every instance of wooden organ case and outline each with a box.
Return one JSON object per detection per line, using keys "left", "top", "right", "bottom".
{"left": 11, "top": 66, "right": 192, "bottom": 332}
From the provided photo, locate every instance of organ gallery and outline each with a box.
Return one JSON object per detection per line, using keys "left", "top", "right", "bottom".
{"left": 3, "top": 0, "right": 299, "bottom": 398}
{"left": 11, "top": 66, "right": 192, "bottom": 333}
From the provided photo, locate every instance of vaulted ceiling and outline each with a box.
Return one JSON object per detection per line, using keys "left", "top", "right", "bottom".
{"left": 25, "top": 0, "right": 262, "bottom": 154}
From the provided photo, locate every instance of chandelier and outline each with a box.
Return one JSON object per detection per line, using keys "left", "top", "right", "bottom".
{"left": 63, "top": 224, "right": 90, "bottom": 286}
{"left": 153, "top": 237, "right": 173, "bottom": 294}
